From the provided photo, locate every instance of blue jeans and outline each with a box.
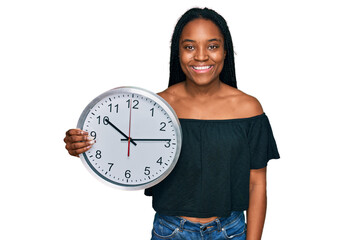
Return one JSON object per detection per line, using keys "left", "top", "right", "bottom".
{"left": 151, "top": 211, "right": 247, "bottom": 240}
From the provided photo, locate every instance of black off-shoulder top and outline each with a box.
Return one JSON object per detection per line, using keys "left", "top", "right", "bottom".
{"left": 144, "top": 113, "right": 280, "bottom": 218}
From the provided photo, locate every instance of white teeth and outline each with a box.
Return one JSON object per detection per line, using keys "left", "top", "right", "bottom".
{"left": 193, "top": 66, "right": 211, "bottom": 70}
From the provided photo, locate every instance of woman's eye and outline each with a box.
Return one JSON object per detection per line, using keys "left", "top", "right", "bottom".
{"left": 185, "top": 45, "right": 194, "bottom": 50}
{"left": 208, "top": 45, "right": 219, "bottom": 50}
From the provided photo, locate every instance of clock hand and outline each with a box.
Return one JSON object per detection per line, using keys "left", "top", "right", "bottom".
{"left": 127, "top": 98, "right": 132, "bottom": 157}
{"left": 121, "top": 139, "right": 171, "bottom": 142}
{"left": 104, "top": 119, "right": 137, "bottom": 146}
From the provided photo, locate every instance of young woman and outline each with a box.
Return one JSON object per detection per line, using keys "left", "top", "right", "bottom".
{"left": 64, "top": 8, "right": 280, "bottom": 240}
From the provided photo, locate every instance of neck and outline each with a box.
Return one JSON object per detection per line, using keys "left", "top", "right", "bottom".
{"left": 184, "top": 79, "right": 222, "bottom": 99}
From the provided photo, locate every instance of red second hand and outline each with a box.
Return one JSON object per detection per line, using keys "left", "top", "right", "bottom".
{"left": 127, "top": 99, "right": 132, "bottom": 157}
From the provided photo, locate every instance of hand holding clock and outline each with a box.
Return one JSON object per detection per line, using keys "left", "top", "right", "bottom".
{"left": 64, "top": 129, "right": 95, "bottom": 157}
{"left": 64, "top": 119, "right": 136, "bottom": 157}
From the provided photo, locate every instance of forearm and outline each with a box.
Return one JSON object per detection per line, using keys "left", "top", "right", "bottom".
{"left": 246, "top": 184, "right": 267, "bottom": 240}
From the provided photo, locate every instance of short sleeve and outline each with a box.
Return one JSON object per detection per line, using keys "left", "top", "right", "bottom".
{"left": 248, "top": 114, "right": 280, "bottom": 169}
{"left": 144, "top": 188, "right": 152, "bottom": 196}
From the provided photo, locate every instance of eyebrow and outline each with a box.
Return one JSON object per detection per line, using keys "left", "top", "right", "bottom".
{"left": 181, "top": 38, "right": 222, "bottom": 43}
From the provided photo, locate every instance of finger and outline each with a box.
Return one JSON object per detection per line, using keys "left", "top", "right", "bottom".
{"left": 68, "top": 145, "right": 93, "bottom": 156}
{"left": 66, "top": 140, "right": 95, "bottom": 152}
{"left": 64, "top": 134, "right": 94, "bottom": 144}
{"left": 66, "top": 128, "right": 88, "bottom": 137}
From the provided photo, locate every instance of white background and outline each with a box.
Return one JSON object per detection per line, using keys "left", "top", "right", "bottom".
{"left": 1, "top": 0, "right": 361, "bottom": 239}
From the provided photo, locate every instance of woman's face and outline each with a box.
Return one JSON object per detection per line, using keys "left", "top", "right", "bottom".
{"left": 179, "top": 18, "right": 226, "bottom": 86}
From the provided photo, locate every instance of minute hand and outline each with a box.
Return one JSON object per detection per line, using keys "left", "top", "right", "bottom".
{"left": 105, "top": 119, "right": 137, "bottom": 146}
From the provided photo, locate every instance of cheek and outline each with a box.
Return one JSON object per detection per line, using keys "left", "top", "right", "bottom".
{"left": 179, "top": 53, "right": 192, "bottom": 70}
{"left": 179, "top": 51, "right": 192, "bottom": 61}
{"left": 178, "top": 58, "right": 188, "bottom": 77}
{"left": 211, "top": 51, "right": 226, "bottom": 63}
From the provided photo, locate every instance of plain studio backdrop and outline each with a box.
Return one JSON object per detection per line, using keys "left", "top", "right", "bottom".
{"left": 1, "top": 0, "right": 361, "bottom": 239}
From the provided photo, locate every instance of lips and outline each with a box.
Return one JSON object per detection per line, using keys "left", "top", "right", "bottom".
{"left": 191, "top": 65, "right": 213, "bottom": 73}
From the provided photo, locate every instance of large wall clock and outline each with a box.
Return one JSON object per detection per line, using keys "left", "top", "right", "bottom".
{"left": 77, "top": 87, "right": 182, "bottom": 190}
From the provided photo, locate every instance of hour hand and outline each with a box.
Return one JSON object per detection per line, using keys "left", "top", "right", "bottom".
{"left": 104, "top": 119, "right": 137, "bottom": 146}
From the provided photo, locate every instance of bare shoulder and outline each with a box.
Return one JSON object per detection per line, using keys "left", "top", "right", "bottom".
{"left": 237, "top": 92, "right": 264, "bottom": 117}
{"left": 223, "top": 85, "right": 264, "bottom": 118}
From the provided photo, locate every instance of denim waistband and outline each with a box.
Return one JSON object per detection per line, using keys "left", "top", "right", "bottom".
{"left": 155, "top": 211, "right": 245, "bottom": 234}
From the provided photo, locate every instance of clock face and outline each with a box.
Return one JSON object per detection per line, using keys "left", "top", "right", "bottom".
{"left": 77, "top": 87, "right": 182, "bottom": 190}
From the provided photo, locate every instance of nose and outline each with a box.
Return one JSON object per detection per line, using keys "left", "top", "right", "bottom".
{"left": 194, "top": 47, "right": 209, "bottom": 61}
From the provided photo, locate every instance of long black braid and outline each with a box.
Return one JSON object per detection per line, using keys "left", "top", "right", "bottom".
{"left": 168, "top": 7, "right": 237, "bottom": 88}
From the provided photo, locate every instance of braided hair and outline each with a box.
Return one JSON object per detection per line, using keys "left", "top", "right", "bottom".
{"left": 168, "top": 7, "right": 237, "bottom": 88}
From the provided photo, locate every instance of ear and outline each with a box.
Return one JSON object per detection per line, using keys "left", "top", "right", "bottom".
{"left": 224, "top": 50, "right": 227, "bottom": 59}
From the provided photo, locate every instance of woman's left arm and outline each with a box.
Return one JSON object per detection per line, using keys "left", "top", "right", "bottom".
{"left": 246, "top": 167, "right": 267, "bottom": 240}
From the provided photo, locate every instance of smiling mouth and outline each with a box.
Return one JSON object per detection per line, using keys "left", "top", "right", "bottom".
{"left": 192, "top": 65, "right": 212, "bottom": 70}
{"left": 191, "top": 65, "right": 213, "bottom": 73}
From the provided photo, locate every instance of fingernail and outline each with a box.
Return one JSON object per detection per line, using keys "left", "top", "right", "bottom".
{"left": 89, "top": 140, "right": 95, "bottom": 145}
{"left": 87, "top": 136, "right": 95, "bottom": 141}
